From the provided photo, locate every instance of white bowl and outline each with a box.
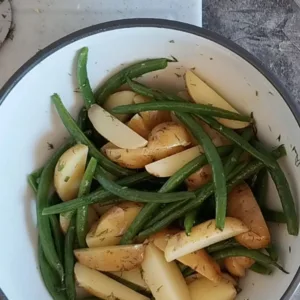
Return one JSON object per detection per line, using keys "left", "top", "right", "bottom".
{"left": 0, "top": 19, "right": 299, "bottom": 300}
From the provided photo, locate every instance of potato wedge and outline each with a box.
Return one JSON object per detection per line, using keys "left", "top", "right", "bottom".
{"left": 188, "top": 277, "right": 237, "bottom": 300}
{"left": 199, "top": 120, "right": 232, "bottom": 147}
{"left": 88, "top": 104, "right": 148, "bottom": 149}
{"left": 224, "top": 256, "right": 254, "bottom": 277}
{"left": 105, "top": 147, "right": 155, "bottom": 169}
{"left": 75, "top": 263, "right": 149, "bottom": 300}
{"left": 165, "top": 218, "right": 249, "bottom": 262}
{"left": 74, "top": 244, "right": 145, "bottom": 272}
{"left": 141, "top": 243, "right": 191, "bottom": 300}
{"left": 221, "top": 273, "right": 238, "bottom": 287}
{"left": 227, "top": 183, "right": 270, "bottom": 249}
{"left": 152, "top": 230, "right": 222, "bottom": 282}
{"left": 103, "top": 91, "right": 136, "bottom": 122}
{"left": 101, "top": 142, "right": 119, "bottom": 152}
{"left": 147, "top": 122, "right": 191, "bottom": 150}
{"left": 133, "top": 95, "right": 172, "bottom": 130}
{"left": 86, "top": 202, "right": 142, "bottom": 247}
{"left": 177, "top": 90, "right": 192, "bottom": 101}
{"left": 92, "top": 203, "right": 114, "bottom": 216}
{"left": 111, "top": 267, "right": 149, "bottom": 291}
{"left": 127, "top": 114, "right": 151, "bottom": 139}
{"left": 54, "top": 144, "right": 88, "bottom": 201}
{"left": 60, "top": 206, "right": 98, "bottom": 234}
{"left": 185, "top": 70, "right": 249, "bottom": 129}
{"left": 185, "top": 164, "right": 213, "bottom": 191}
{"left": 145, "top": 146, "right": 204, "bottom": 177}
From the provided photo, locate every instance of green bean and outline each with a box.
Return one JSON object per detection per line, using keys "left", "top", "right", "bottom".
{"left": 37, "top": 141, "right": 73, "bottom": 282}
{"left": 211, "top": 246, "right": 288, "bottom": 273}
{"left": 199, "top": 116, "right": 275, "bottom": 168}
{"left": 64, "top": 215, "right": 76, "bottom": 300}
{"left": 206, "top": 238, "right": 240, "bottom": 253}
{"left": 184, "top": 210, "right": 198, "bottom": 236}
{"left": 42, "top": 172, "right": 152, "bottom": 215}
{"left": 29, "top": 174, "right": 65, "bottom": 263}
{"left": 269, "top": 165, "right": 298, "bottom": 235}
{"left": 249, "top": 263, "right": 273, "bottom": 275}
{"left": 266, "top": 243, "right": 279, "bottom": 261}
{"left": 223, "top": 127, "right": 253, "bottom": 174}
{"left": 76, "top": 157, "right": 97, "bottom": 248}
{"left": 145, "top": 201, "right": 187, "bottom": 229}
{"left": 49, "top": 194, "right": 65, "bottom": 264}
{"left": 77, "top": 107, "right": 89, "bottom": 131}
{"left": 28, "top": 174, "right": 38, "bottom": 193}
{"left": 31, "top": 166, "right": 44, "bottom": 179}
{"left": 252, "top": 141, "right": 298, "bottom": 235}
{"left": 139, "top": 146, "right": 286, "bottom": 238}
{"left": 77, "top": 47, "right": 95, "bottom": 108}
{"left": 51, "top": 93, "right": 133, "bottom": 177}
{"left": 96, "top": 58, "right": 171, "bottom": 104}
{"left": 176, "top": 113, "right": 227, "bottom": 230}
{"left": 38, "top": 242, "right": 67, "bottom": 300}
{"left": 262, "top": 209, "right": 287, "bottom": 223}
{"left": 112, "top": 101, "right": 251, "bottom": 122}
{"left": 253, "top": 168, "right": 268, "bottom": 207}
{"left": 95, "top": 166, "right": 195, "bottom": 203}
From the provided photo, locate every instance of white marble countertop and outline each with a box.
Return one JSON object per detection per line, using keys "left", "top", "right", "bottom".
{"left": 0, "top": 0, "right": 202, "bottom": 88}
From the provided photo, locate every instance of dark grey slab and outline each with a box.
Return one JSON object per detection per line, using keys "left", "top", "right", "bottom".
{"left": 203, "top": 0, "right": 300, "bottom": 105}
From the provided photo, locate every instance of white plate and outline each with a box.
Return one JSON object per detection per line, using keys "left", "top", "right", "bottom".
{"left": 0, "top": 19, "right": 299, "bottom": 300}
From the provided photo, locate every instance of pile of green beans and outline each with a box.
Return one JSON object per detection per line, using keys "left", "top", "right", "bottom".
{"left": 32, "top": 50, "right": 297, "bottom": 298}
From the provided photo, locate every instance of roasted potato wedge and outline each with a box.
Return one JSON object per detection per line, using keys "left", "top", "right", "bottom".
{"left": 165, "top": 218, "right": 248, "bottom": 262}
{"left": 88, "top": 104, "right": 148, "bottom": 149}
{"left": 185, "top": 164, "right": 213, "bottom": 191}
{"left": 103, "top": 90, "right": 137, "bottom": 122}
{"left": 147, "top": 122, "right": 191, "bottom": 150}
{"left": 188, "top": 277, "right": 237, "bottom": 300}
{"left": 224, "top": 256, "right": 254, "bottom": 277}
{"left": 105, "top": 147, "right": 155, "bottom": 169}
{"left": 54, "top": 144, "right": 88, "bottom": 201}
{"left": 74, "top": 244, "right": 145, "bottom": 272}
{"left": 75, "top": 263, "right": 149, "bottom": 300}
{"left": 152, "top": 230, "right": 222, "bottom": 283}
{"left": 141, "top": 243, "right": 190, "bottom": 300}
{"left": 227, "top": 182, "right": 271, "bottom": 249}
{"left": 86, "top": 202, "right": 142, "bottom": 247}
{"left": 111, "top": 267, "right": 149, "bottom": 291}
{"left": 185, "top": 70, "right": 249, "bottom": 129}
{"left": 145, "top": 146, "right": 204, "bottom": 177}
{"left": 127, "top": 113, "right": 151, "bottom": 139}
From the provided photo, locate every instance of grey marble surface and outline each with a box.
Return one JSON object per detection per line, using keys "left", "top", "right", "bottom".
{"left": 203, "top": 0, "right": 300, "bottom": 106}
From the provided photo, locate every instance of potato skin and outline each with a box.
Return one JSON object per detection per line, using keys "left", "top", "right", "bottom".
{"left": 227, "top": 183, "right": 270, "bottom": 249}
{"left": 224, "top": 256, "right": 254, "bottom": 277}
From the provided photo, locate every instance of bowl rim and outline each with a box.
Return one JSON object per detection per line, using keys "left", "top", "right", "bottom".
{"left": 0, "top": 18, "right": 299, "bottom": 300}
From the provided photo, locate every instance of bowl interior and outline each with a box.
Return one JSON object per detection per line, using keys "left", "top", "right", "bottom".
{"left": 0, "top": 21, "right": 299, "bottom": 300}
